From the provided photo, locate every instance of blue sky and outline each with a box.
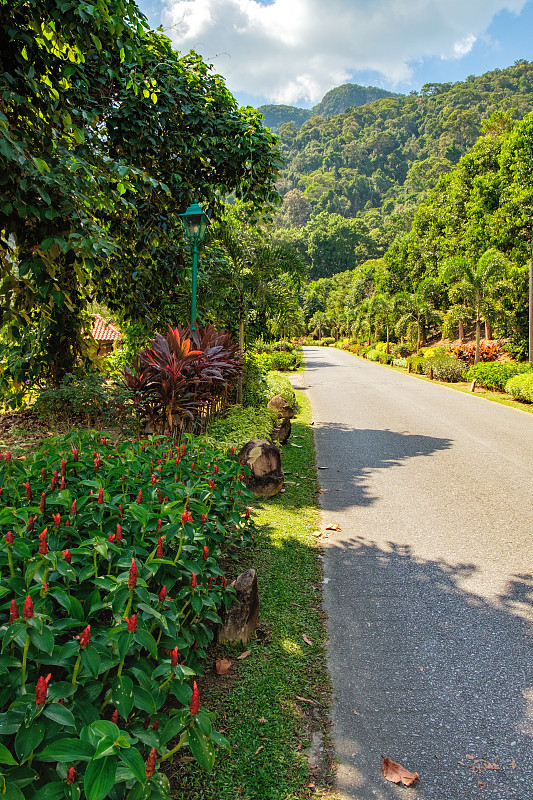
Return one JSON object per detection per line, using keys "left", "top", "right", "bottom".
{"left": 137, "top": 0, "right": 533, "bottom": 107}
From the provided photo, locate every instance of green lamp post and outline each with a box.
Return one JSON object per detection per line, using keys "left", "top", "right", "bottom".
{"left": 178, "top": 200, "right": 210, "bottom": 325}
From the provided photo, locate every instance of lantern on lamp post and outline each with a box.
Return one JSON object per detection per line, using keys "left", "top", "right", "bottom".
{"left": 178, "top": 201, "right": 210, "bottom": 326}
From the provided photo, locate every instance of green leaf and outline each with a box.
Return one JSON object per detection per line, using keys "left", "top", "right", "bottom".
{"left": 2, "top": 785, "right": 24, "bottom": 800}
{"left": 134, "top": 629, "right": 158, "bottom": 659}
{"left": 37, "top": 737, "right": 95, "bottom": 762}
{"left": 30, "top": 782, "right": 65, "bottom": 800}
{"left": 81, "top": 646, "right": 101, "bottom": 678}
{"left": 14, "top": 718, "right": 45, "bottom": 763}
{"left": 2, "top": 621, "right": 26, "bottom": 652}
{"left": 84, "top": 756, "right": 117, "bottom": 800}
{"left": 160, "top": 714, "right": 186, "bottom": 747}
{"left": 188, "top": 722, "right": 215, "bottom": 773}
{"left": 0, "top": 742, "right": 18, "bottom": 765}
{"left": 118, "top": 747, "right": 146, "bottom": 785}
{"left": 30, "top": 626, "right": 55, "bottom": 655}
{"left": 132, "top": 686, "right": 156, "bottom": 715}
{"left": 111, "top": 676, "right": 134, "bottom": 718}
{"left": 43, "top": 703, "right": 77, "bottom": 728}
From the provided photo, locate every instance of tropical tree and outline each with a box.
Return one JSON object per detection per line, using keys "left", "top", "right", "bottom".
{"left": 395, "top": 278, "right": 442, "bottom": 353}
{"left": 441, "top": 249, "right": 510, "bottom": 363}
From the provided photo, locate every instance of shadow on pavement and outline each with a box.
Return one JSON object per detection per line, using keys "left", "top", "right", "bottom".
{"left": 324, "top": 535, "right": 532, "bottom": 800}
{"left": 313, "top": 423, "right": 452, "bottom": 511}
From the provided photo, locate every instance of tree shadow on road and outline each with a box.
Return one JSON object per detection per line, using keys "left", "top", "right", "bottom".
{"left": 323, "top": 534, "right": 532, "bottom": 800}
{"left": 313, "top": 423, "right": 453, "bottom": 510}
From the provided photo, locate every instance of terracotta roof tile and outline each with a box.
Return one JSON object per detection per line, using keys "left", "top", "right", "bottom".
{"left": 91, "top": 314, "right": 121, "bottom": 342}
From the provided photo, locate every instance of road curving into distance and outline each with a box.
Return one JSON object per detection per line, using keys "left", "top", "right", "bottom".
{"left": 304, "top": 345, "right": 533, "bottom": 800}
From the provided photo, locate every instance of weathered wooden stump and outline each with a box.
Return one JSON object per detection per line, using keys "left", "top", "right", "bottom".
{"left": 273, "top": 416, "right": 292, "bottom": 444}
{"left": 238, "top": 439, "right": 283, "bottom": 497}
{"left": 267, "top": 394, "right": 295, "bottom": 418}
{"left": 218, "top": 569, "right": 259, "bottom": 644}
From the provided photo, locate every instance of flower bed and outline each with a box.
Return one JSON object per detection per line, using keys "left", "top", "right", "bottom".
{"left": 0, "top": 430, "right": 254, "bottom": 800}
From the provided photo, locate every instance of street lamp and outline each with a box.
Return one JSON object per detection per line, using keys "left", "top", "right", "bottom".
{"left": 178, "top": 200, "right": 210, "bottom": 326}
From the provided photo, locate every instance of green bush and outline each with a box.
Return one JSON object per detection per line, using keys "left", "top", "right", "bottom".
{"left": 206, "top": 405, "right": 277, "bottom": 451}
{"left": 253, "top": 339, "right": 295, "bottom": 354}
{"left": 392, "top": 357, "right": 408, "bottom": 368}
{"left": 256, "top": 350, "right": 302, "bottom": 371}
{"left": 265, "top": 371, "right": 296, "bottom": 407}
{"left": 239, "top": 351, "right": 269, "bottom": 408}
{"left": 406, "top": 356, "right": 425, "bottom": 374}
{"left": 423, "top": 356, "right": 468, "bottom": 382}
{"left": 505, "top": 371, "right": 533, "bottom": 402}
{"left": 365, "top": 349, "right": 381, "bottom": 362}
{"left": 391, "top": 343, "right": 412, "bottom": 358}
{"left": 466, "top": 361, "right": 533, "bottom": 392}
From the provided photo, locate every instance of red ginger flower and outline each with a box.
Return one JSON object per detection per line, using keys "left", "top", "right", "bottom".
{"left": 9, "top": 599, "right": 19, "bottom": 624}
{"left": 22, "top": 482, "right": 32, "bottom": 501}
{"left": 72, "top": 448, "right": 79, "bottom": 462}
{"left": 62, "top": 549, "right": 71, "bottom": 564}
{"left": 136, "top": 490, "right": 142, "bottom": 504}
{"left": 181, "top": 445, "right": 186, "bottom": 456}
{"left": 155, "top": 536, "right": 164, "bottom": 559}
{"left": 158, "top": 585, "right": 167, "bottom": 603}
{"left": 108, "top": 533, "right": 115, "bottom": 543}
{"left": 51, "top": 473, "right": 57, "bottom": 491}
{"left": 71, "top": 499, "right": 77, "bottom": 515}
{"left": 223, "top": 578, "right": 228, "bottom": 588}
{"left": 40, "top": 493, "right": 46, "bottom": 513}
{"left": 27, "top": 514, "right": 37, "bottom": 532}
{"left": 98, "top": 488, "right": 104, "bottom": 504}
{"left": 94, "top": 455, "right": 101, "bottom": 471}
{"left": 118, "top": 504, "right": 124, "bottom": 517}
{"left": 39, "top": 529, "right": 48, "bottom": 555}
{"left": 111, "top": 709, "right": 119, "bottom": 724}
{"left": 23, "top": 595, "right": 34, "bottom": 620}
{"left": 152, "top": 719, "right": 159, "bottom": 731}
{"left": 60, "top": 478, "right": 65, "bottom": 491}
{"left": 171, "top": 646, "right": 179, "bottom": 667}
{"left": 6, "top": 531, "right": 13, "bottom": 544}
{"left": 190, "top": 573, "right": 197, "bottom": 589}
{"left": 208, "top": 479, "right": 215, "bottom": 489}
{"left": 53, "top": 513, "right": 61, "bottom": 528}
{"left": 5, "top": 451, "right": 11, "bottom": 461}
{"left": 181, "top": 509, "right": 192, "bottom": 525}
{"left": 230, "top": 446, "right": 235, "bottom": 454}
{"left": 61, "top": 459, "right": 67, "bottom": 478}
{"left": 200, "top": 513, "right": 207, "bottom": 524}
{"left": 156, "top": 518, "right": 162, "bottom": 531}
{"left": 116, "top": 524, "right": 122, "bottom": 542}
{"left": 145, "top": 747, "right": 157, "bottom": 779}
{"left": 58, "top": 698, "right": 65, "bottom": 705}
{"left": 120, "top": 474, "right": 125, "bottom": 483}
{"left": 128, "top": 558, "right": 137, "bottom": 590}
{"left": 245, "top": 507, "right": 251, "bottom": 520}
{"left": 126, "top": 614, "right": 137, "bottom": 632}
{"left": 190, "top": 682, "right": 200, "bottom": 715}
{"left": 151, "top": 474, "right": 156, "bottom": 485}
{"left": 214, "top": 464, "right": 219, "bottom": 474}
{"left": 66, "top": 766, "right": 76, "bottom": 785}
{"left": 41, "top": 468, "right": 46, "bottom": 481}
{"left": 208, "top": 577, "right": 213, "bottom": 590}
{"left": 203, "top": 546, "right": 209, "bottom": 560}
{"left": 35, "top": 673, "right": 51, "bottom": 705}
{"left": 78, "top": 625, "right": 91, "bottom": 649}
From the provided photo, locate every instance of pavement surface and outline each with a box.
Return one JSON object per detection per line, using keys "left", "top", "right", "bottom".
{"left": 302, "top": 346, "right": 533, "bottom": 800}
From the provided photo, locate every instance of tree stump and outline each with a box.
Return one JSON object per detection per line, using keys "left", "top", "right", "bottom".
{"left": 267, "top": 394, "right": 295, "bottom": 418}
{"left": 218, "top": 569, "right": 259, "bottom": 645}
{"left": 273, "top": 416, "right": 292, "bottom": 444}
{"left": 238, "top": 439, "right": 283, "bottom": 497}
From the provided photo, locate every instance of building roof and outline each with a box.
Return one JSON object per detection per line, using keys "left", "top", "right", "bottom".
{"left": 91, "top": 314, "right": 121, "bottom": 343}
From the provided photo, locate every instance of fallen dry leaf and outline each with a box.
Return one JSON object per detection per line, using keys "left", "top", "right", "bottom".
{"left": 458, "top": 761, "right": 465, "bottom": 766}
{"left": 467, "top": 754, "right": 475, "bottom": 760}
{"left": 237, "top": 650, "right": 251, "bottom": 660}
{"left": 302, "top": 634, "right": 313, "bottom": 646}
{"left": 510, "top": 760, "right": 517, "bottom": 769}
{"left": 258, "top": 716, "right": 267, "bottom": 723}
{"left": 478, "top": 782, "right": 486, "bottom": 790}
{"left": 325, "top": 522, "right": 341, "bottom": 531}
{"left": 215, "top": 659, "right": 232, "bottom": 675}
{"left": 295, "top": 695, "right": 318, "bottom": 705}
{"left": 482, "top": 761, "right": 499, "bottom": 771}
{"left": 382, "top": 757, "right": 420, "bottom": 787}
{"left": 352, "top": 709, "right": 360, "bottom": 716}
{"left": 254, "top": 746, "right": 264, "bottom": 755}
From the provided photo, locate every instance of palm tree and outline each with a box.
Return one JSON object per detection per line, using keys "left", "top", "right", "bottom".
{"left": 394, "top": 279, "right": 442, "bottom": 354}
{"left": 441, "top": 249, "right": 510, "bottom": 364}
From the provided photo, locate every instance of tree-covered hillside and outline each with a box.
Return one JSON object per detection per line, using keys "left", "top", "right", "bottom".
{"left": 273, "top": 61, "right": 533, "bottom": 264}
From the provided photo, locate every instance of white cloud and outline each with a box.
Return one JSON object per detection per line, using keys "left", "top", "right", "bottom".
{"left": 160, "top": 0, "right": 527, "bottom": 105}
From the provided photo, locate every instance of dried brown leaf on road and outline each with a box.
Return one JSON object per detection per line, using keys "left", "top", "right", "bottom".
{"left": 325, "top": 522, "right": 341, "bottom": 531}
{"left": 236, "top": 650, "right": 251, "bottom": 660}
{"left": 302, "top": 634, "right": 313, "bottom": 646}
{"left": 382, "top": 757, "right": 420, "bottom": 787}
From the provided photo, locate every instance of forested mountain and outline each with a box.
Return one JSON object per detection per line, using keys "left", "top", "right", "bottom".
{"left": 272, "top": 61, "right": 533, "bottom": 277}
{"left": 258, "top": 83, "right": 397, "bottom": 132}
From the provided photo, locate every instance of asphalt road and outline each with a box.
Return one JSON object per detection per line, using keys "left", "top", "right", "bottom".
{"left": 303, "top": 346, "right": 533, "bottom": 800}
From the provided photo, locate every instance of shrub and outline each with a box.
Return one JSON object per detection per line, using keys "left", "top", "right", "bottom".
{"left": 406, "top": 356, "right": 425, "bottom": 374}
{"left": 392, "top": 357, "right": 408, "bottom": 368}
{"left": 423, "top": 356, "right": 468, "bottom": 382}
{"left": 0, "top": 431, "right": 255, "bottom": 798}
{"left": 256, "top": 350, "right": 302, "bottom": 372}
{"left": 447, "top": 340, "right": 500, "bottom": 365}
{"left": 505, "top": 372, "right": 533, "bottom": 402}
{"left": 466, "top": 361, "right": 533, "bottom": 392}
{"left": 391, "top": 343, "right": 412, "bottom": 358}
{"left": 238, "top": 351, "right": 268, "bottom": 408}
{"left": 206, "top": 406, "right": 277, "bottom": 452}
{"left": 265, "top": 372, "right": 296, "bottom": 407}
{"left": 365, "top": 349, "right": 381, "bottom": 362}
{"left": 253, "top": 340, "right": 294, "bottom": 354}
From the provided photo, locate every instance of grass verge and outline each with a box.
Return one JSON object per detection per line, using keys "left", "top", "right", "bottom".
{"left": 168, "top": 390, "right": 337, "bottom": 800}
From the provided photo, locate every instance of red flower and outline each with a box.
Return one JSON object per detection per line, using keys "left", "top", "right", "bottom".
{"left": 58, "top": 698, "right": 65, "bottom": 705}
{"left": 145, "top": 747, "right": 157, "bottom": 779}
{"left": 152, "top": 719, "right": 159, "bottom": 731}
{"left": 61, "top": 459, "right": 67, "bottom": 478}
{"left": 65, "top": 520, "right": 70, "bottom": 528}
{"left": 214, "top": 464, "right": 219, "bottom": 474}
{"left": 126, "top": 614, "right": 137, "bottom": 632}
{"left": 223, "top": 578, "right": 228, "bottom": 588}
{"left": 97, "top": 488, "right": 104, "bottom": 504}
{"left": 41, "top": 468, "right": 46, "bottom": 481}
{"left": 189, "top": 681, "right": 200, "bottom": 715}
{"left": 181, "top": 509, "right": 192, "bottom": 525}
{"left": 156, "top": 518, "right": 162, "bottom": 531}
{"left": 158, "top": 585, "right": 167, "bottom": 603}
{"left": 71, "top": 499, "right": 77, "bottom": 515}
{"left": 245, "top": 507, "right": 251, "bottom": 520}
{"left": 143, "top": 715, "right": 151, "bottom": 729}
{"left": 190, "top": 573, "right": 197, "bottom": 589}
{"left": 9, "top": 599, "right": 19, "bottom": 624}
{"left": 155, "top": 536, "right": 164, "bottom": 559}
{"left": 136, "top": 490, "right": 142, "bottom": 504}
{"left": 39, "top": 529, "right": 48, "bottom": 555}
{"left": 22, "top": 482, "right": 32, "bottom": 501}
{"left": 175, "top": 456, "right": 180, "bottom": 466}
{"left": 111, "top": 709, "right": 119, "bottom": 724}
{"left": 208, "top": 577, "right": 213, "bottom": 590}
{"left": 171, "top": 646, "right": 179, "bottom": 667}
{"left": 94, "top": 455, "right": 101, "bottom": 471}
{"left": 53, "top": 513, "right": 61, "bottom": 528}
{"left": 35, "top": 673, "right": 51, "bottom": 705}
{"left": 40, "top": 493, "right": 46, "bottom": 513}
{"left": 4, "top": 451, "right": 11, "bottom": 461}
{"left": 118, "top": 504, "right": 124, "bottom": 517}
{"left": 78, "top": 625, "right": 91, "bottom": 649}
{"left": 62, "top": 549, "right": 71, "bottom": 564}
{"left": 60, "top": 478, "right": 65, "bottom": 491}
{"left": 181, "top": 445, "right": 186, "bottom": 456}
{"left": 200, "top": 514, "right": 207, "bottom": 524}
{"left": 151, "top": 474, "right": 156, "bottom": 485}
{"left": 66, "top": 766, "right": 76, "bottom": 785}
{"left": 42, "top": 581, "right": 48, "bottom": 592}
{"left": 128, "top": 558, "right": 137, "bottom": 590}
{"left": 116, "top": 524, "right": 122, "bottom": 542}
{"left": 6, "top": 531, "right": 13, "bottom": 544}
{"left": 120, "top": 474, "right": 125, "bottom": 483}
{"left": 72, "top": 448, "right": 79, "bottom": 462}
{"left": 208, "top": 479, "right": 215, "bottom": 489}
{"left": 230, "top": 446, "right": 235, "bottom": 454}
{"left": 108, "top": 533, "right": 115, "bottom": 543}
{"left": 203, "top": 546, "right": 209, "bottom": 561}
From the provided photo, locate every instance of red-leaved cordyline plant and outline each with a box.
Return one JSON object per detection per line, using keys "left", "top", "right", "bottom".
{"left": 128, "top": 558, "right": 137, "bottom": 589}
{"left": 35, "top": 674, "right": 51, "bottom": 705}
{"left": 126, "top": 615, "right": 137, "bottom": 633}
{"left": 156, "top": 537, "right": 164, "bottom": 558}
{"left": 190, "top": 682, "right": 200, "bottom": 715}
{"left": 9, "top": 599, "right": 19, "bottom": 624}
{"left": 66, "top": 767, "right": 76, "bottom": 785}
{"left": 171, "top": 647, "right": 179, "bottom": 667}
{"left": 78, "top": 625, "right": 91, "bottom": 649}
{"left": 145, "top": 747, "right": 157, "bottom": 779}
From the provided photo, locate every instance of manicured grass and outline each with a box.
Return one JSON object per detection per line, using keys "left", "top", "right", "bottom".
{"left": 171, "top": 391, "right": 337, "bottom": 800}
